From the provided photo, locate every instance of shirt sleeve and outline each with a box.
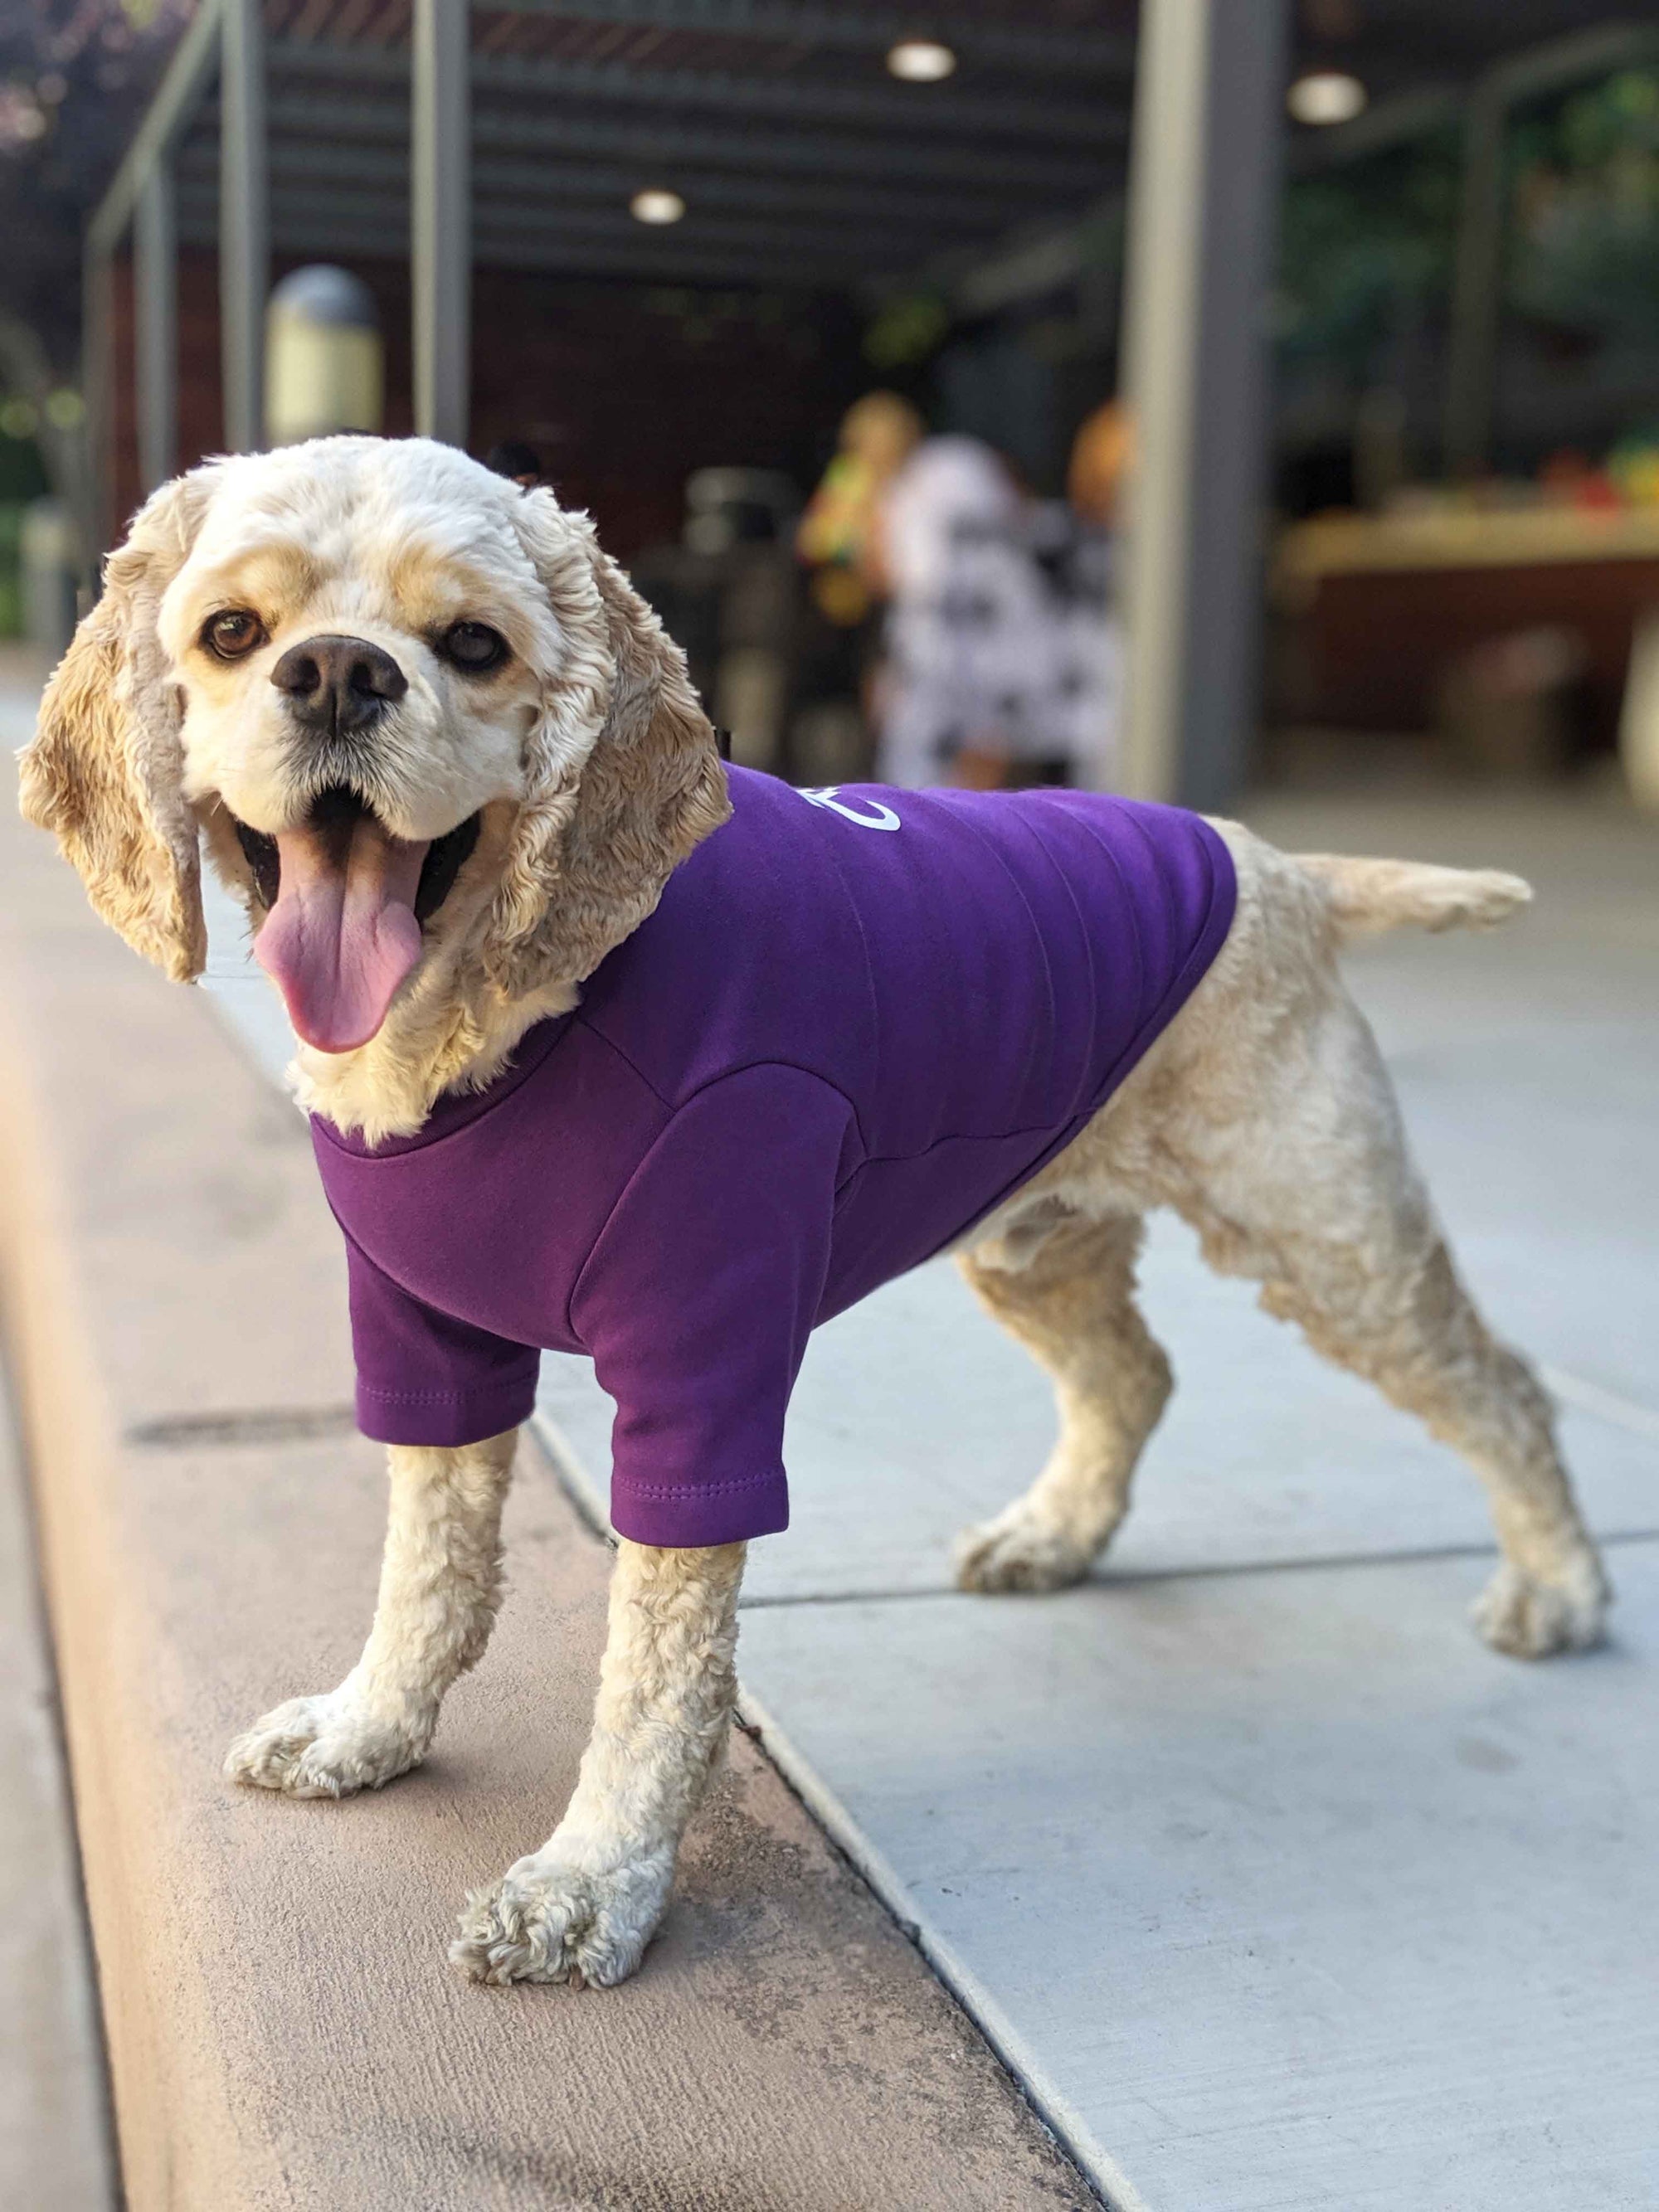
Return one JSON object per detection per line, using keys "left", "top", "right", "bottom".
{"left": 340, "top": 1227, "right": 542, "bottom": 1449}
{"left": 571, "top": 1064, "right": 858, "bottom": 1548}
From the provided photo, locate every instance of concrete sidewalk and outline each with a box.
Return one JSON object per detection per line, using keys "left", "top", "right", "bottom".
{"left": 61, "top": 668, "right": 1657, "bottom": 2210}
{"left": 0, "top": 1368, "right": 116, "bottom": 2212}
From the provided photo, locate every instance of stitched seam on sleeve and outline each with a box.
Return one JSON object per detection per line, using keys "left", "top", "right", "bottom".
{"left": 358, "top": 1375, "right": 536, "bottom": 1407}
{"left": 613, "top": 1472, "right": 783, "bottom": 1500}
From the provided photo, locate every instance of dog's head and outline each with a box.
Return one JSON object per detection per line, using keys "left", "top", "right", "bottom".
{"left": 19, "top": 435, "right": 728, "bottom": 1054}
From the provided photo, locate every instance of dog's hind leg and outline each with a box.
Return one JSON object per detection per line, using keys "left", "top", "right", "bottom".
{"left": 1176, "top": 985, "right": 1609, "bottom": 1659}
{"left": 954, "top": 1211, "right": 1172, "bottom": 1592}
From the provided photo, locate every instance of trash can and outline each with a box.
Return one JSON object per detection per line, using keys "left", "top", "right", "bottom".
{"left": 265, "top": 266, "right": 383, "bottom": 447}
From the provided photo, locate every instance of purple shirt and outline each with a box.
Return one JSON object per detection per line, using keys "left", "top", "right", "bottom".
{"left": 313, "top": 769, "right": 1235, "bottom": 1547}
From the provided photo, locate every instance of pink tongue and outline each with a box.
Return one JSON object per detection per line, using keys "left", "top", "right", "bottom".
{"left": 254, "top": 814, "right": 430, "bottom": 1053}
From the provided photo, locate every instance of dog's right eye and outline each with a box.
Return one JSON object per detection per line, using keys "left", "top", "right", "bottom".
{"left": 202, "top": 610, "right": 267, "bottom": 661}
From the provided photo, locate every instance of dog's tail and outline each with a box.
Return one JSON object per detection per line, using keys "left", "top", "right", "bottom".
{"left": 1294, "top": 853, "right": 1533, "bottom": 946}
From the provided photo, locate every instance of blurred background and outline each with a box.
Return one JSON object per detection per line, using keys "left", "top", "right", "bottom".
{"left": 2, "top": 19, "right": 1657, "bottom": 2206}
{"left": 1, "top": 0, "right": 1658, "bottom": 807}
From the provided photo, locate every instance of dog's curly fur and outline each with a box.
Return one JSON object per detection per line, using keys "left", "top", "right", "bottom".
{"left": 19, "top": 436, "right": 1608, "bottom": 1991}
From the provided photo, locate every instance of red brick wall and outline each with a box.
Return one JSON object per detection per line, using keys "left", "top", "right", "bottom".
{"left": 109, "top": 249, "right": 866, "bottom": 564}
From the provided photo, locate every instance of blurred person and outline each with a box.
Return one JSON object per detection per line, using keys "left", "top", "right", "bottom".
{"left": 876, "top": 434, "right": 1115, "bottom": 790}
{"left": 792, "top": 391, "right": 923, "bottom": 780}
{"left": 795, "top": 390, "right": 923, "bottom": 629}
{"left": 1035, "top": 400, "right": 1133, "bottom": 789}
{"left": 1067, "top": 398, "right": 1133, "bottom": 532}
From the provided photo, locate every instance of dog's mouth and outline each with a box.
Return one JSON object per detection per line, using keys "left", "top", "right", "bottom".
{"left": 233, "top": 785, "right": 481, "bottom": 1055}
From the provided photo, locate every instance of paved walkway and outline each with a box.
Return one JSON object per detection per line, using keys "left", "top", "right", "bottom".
{"left": 0, "top": 675, "right": 115, "bottom": 2212}
{"left": 196, "top": 782, "right": 1657, "bottom": 2210}
{"left": 0, "top": 1378, "right": 117, "bottom": 2212}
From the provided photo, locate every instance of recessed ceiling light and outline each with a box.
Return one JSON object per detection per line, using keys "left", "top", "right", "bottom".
{"left": 1287, "top": 70, "right": 1367, "bottom": 126}
{"left": 887, "top": 39, "right": 956, "bottom": 83}
{"left": 630, "top": 187, "right": 686, "bottom": 226}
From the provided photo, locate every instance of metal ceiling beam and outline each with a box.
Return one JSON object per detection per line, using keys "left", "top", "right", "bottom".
{"left": 479, "top": 0, "right": 1136, "bottom": 76}
{"left": 181, "top": 176, "right": 933, "bottom": 268}
{"left": 89, "top": 0, "right": 225, "bottom": 257}
{"left": 265, "top": 36, "right": 1124, "bottom": 145}
{"left": 177, "top": 135, "right": 1000, "bottom": 236}
{"left": 931, "top": 197, "right": 1125, "bottom": 319}
{"left": 177, "top": 198, "right": 879, "bottom": 289}
{"left": 85, "top": 0, "right": 221, "bottom": 557}
{"left": 250, "top": 89, "right": 1113, "bottom": 194}
{"left": 1287, "top": 84, "right": 1461, "bottom": 173}
{"left": 1482, "top": 18, "right": 1659, "bottom": 105}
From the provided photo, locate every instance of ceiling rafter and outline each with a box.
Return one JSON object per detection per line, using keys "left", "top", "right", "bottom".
{"left": 236, "top": 88, "right": 1116, "bottom": 194}
{"left": 173, "top": 134, "right": 1006, "bottom": 232}
{"left": 177, "top": 173, "right": 948, "bottom": 263}
{"left": 173, "top": 198, "right": 885, "bottom": 287}
{"left": 469, "top": 0, "right": 1135, "bottom": 78}
{"left": 264, "top": 35, "right": 1123, "bottom": 146}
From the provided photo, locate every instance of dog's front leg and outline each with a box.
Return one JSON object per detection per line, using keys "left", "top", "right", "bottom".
{"left": 451, "top": 1538, "right": 745, "bottom": 1989}
{"left": 225, "top": 1431, "right": 517, "bottom": 1797}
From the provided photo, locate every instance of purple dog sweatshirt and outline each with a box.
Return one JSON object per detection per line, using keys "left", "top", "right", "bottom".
{"left": 312, "top": 768, "right": 1236, "bottom": 1547}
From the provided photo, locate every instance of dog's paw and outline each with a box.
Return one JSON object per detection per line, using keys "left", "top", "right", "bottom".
{"left": 450, "top": 1845, "right": 674, "bottom": 1989}
{"left": 223, "top": 1691, "right": 428, "bottom": 1798}
{"left": 1472, "top": 1548, "right": 1610, "bottom": 1660}
{"left": 953, "top": 1511, "right": 1094, "bottom": 1595}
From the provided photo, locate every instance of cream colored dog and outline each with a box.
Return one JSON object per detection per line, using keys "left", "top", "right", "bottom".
{"left": 19, "top": 436, "right": 1609, "bottom": 1991}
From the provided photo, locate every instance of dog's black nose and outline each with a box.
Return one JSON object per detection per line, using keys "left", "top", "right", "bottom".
{"left": 270, "top": 634, "right": 407, "bottom": 735}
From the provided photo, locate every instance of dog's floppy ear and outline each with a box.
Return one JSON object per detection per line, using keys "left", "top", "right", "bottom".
{"left": 18, "top": 470, "right": 216, "bottom": 982}
{"left": 483, "top": 504, "right": 731, "bottom": 996}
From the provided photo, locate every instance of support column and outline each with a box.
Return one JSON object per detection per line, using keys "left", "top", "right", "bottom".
{"left": 1117, "top": 0, "right": 1287, "bottom": 808}
{"left": 1443, "top": 85, "right": 1506, "bottom": 480}
{"left": 134, "top": 165, "right": 178, "bottom": 493}
{"left": 412, "top": 0, "right": 471, "bottom": 445}
{"left": 220, "top": 0, "right": 269, "bottom": 453}
{"left": 80, "top": 246, "right": 116, "bottom": 567}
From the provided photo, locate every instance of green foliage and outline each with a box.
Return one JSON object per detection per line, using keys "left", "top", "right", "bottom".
{"left": 1511, "top": 70, "right": 1659, "bottom": 346}
{"left": 1275, "top": 66, "right": 1659, "bottom": 386}
{"left": 863, "top": 291, "right": 951, "bottom": 372}
{"left": 0, "top": 411, "right": 49, "bottom": 501}
{"left": 0, "top": 503, "right": 24, "bottom": 639}
{"left": 1275, "top": 135, "right": 1461, "bottom": 378}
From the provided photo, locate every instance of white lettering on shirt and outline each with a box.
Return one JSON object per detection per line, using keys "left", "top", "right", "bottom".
{"left": 797, "top": 787, "right": 902, "bottom": 831}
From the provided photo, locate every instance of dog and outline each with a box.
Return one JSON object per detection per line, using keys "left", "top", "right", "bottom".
{"left": 19, "top": 435, "right": 1609, "bottom": 1991}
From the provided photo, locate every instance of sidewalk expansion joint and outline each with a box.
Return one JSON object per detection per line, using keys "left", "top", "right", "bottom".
{"left": 1544, "top": 1362, "right": 1659, "bottom": 1446}
{"left": 732, "top": 1524, "right": 1659, "bottom": 1611}
{"left": 124, "top": 1406, "right": 359, "bottom": 1449}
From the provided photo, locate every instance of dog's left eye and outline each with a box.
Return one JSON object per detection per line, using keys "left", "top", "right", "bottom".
{"left": 439, "top": 621, "right": 509, "bottom": 673}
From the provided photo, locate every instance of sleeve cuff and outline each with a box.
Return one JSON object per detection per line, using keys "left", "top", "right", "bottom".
{"left": 610, "top": 1467, "right": 790, "bottom": 1548}
{"left": 355, "top": 1361, "right": 540, "bottom": 1448}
